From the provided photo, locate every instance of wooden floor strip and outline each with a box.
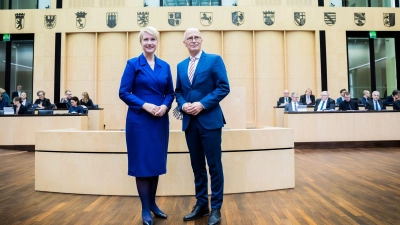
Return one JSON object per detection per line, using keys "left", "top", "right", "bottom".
{"left": 1, "top": 148, "right": 400, "bottom": 224}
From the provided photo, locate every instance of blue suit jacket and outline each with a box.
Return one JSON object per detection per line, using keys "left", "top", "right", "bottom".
{"left": 175, "top": 51, "right": 230, "bottom": 131}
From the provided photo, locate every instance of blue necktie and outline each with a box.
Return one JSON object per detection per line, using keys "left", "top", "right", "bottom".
{"left": 320, "top": 101, "right": 325, "bottom": 111}
{"left": 364, "top": 98, "right": 367, "bottom": 104}
{"left": 375, "top": 101, "right": 380, "bottom": 110}
{"left": 294, "top": 103, "right": 297, "bottom": 111}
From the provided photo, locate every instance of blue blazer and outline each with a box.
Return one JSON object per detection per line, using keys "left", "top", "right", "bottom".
{"left": 175, "top": 51, "right": 230, "bottom": 131}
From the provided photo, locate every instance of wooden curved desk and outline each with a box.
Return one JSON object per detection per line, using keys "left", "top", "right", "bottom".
{"left": 35, "top": 128, "right": 295, "bottom": 196}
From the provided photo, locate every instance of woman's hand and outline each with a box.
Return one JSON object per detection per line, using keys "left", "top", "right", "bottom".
{"left": 142, "top": 103, "right": 160, "bottom": 116}
{"left": 154, "top": 105, "right": 168, "bottom": 117}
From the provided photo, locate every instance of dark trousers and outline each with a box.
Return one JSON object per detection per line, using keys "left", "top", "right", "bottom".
{"left": 185, "top": 117, "right": 224, "bottom": 209}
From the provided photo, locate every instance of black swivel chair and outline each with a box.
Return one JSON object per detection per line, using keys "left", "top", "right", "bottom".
{"left": 0, "top": 110, "right": 3, "bottom": 115}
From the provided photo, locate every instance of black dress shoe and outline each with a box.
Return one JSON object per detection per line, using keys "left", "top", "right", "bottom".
{"left": 208, "top": 209, "right": 221, "bottom": 225}
{"left": 183, "top": 204, "right": 210, "bottom": 221}
{"left": 152, "top": 210, "right": 167, "bottom": 219}
{"left": 142, "top": 219, "right": 153, "bottom": 225}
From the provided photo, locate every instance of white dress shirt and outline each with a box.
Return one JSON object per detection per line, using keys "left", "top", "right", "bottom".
{"left": 187, "top": 50, "right": 202, "bottom": 76}
{"left": 317, "top": 100, "right": 327, "bottom": 111}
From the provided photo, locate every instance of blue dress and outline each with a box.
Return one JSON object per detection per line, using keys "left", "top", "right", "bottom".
{"left": 119, "top": 54, "right": 174, "bottom": 177}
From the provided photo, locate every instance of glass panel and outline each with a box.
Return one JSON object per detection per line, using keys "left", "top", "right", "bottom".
{"left": 144, "top": 0, "right": 160, "bottom": 6}
{"left": 10, "top": 40, "right": 33, "bottom": 102}
{"left": 370, "top": 0, "right": 395, "bottom": 7}
{"left": 348, "top": 38, "right": 371, "bottom": 98}
{"left": 0, "top": 0, "right": 9, "bottom": 9}
{"left": 345, "top": 0, "right": 368, "bottom": 7}
{"left": 38, "top": 0, "right": 51, "bottom": 9}
{"left": 374, "top": 38, "right": 397, "bottom": 98}
{"left": 0, "top": 42, "right": 5, "bottom": 89}
{"left": 12, "top": 0, "right": 37, "bottom": 9}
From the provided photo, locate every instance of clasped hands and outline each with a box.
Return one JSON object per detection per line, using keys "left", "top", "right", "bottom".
{"left": 143, "top": 103, "right": 168, "bottom": 117}
{"left": 182, "top": 102, "right": 204, "bottom": 116}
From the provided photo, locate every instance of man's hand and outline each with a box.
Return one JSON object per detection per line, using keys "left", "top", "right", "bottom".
{"left": 185, "top": 102, "right": 204, "bottom": 116}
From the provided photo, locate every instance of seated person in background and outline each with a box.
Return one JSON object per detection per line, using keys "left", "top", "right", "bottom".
{"left": 383, "top": 90, "right": 399, "bottom": 106}
{"left": 68, "top": 96, "right": 84, "bottom": 114}
{"left": 278, "top": 90, "right": 291, "bottom": 106}
{"left": 393, "top": 92, "right": 400, "bottom": 110}
{"left": 11, "top": 85, "right": 23, "bottom": 99}
{"left": 0, "top": 92, "right": 7, "bottom": 109}
{"left": 339, "top": 92, "right": 359, "bottom": 111}
{"left": 299, "top": 88, "right": 315, "bottom": 105}
{"left": 358, "top": 90, "right": 370, "bottom": 105}
{"left": 314, "top": 91, "right": 336, "bottom": 111}
{"left": 336, "top": 89, "right": 347, "bottom": 106}
{"left": 60, "top": 90, "right": 72, "bottom": 108}
{"left": 34, "top": 90, "right": 52, "bottom": 109}
{"left": 0, "top": 88, "right": 10, "bottom": 108}
{"left": 80, "top": 92, "right": 94, "bottom": 109}
{"left": 284, "top": 92, "right": 300, "bottom": 112}
{"left": 13, "top": 97, "right": 28, "bottom": 115}
{"left": 20, "top": 92, "right": 32, "bottom": 108}
{"left": 365, "top": 91, "right": 386, "bottom": 111}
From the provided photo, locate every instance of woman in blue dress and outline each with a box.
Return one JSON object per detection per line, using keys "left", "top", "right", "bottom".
{"left": 119, "top": 26, "right": 174, "bottom": 225}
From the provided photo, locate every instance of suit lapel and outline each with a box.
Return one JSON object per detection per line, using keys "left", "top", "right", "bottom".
{"left": 191, "top": 51, "right": 206, "bottom": 85}
{"left": 182, "top": 57, "right": 191, "bottom": 85}
{"left": 139, "top": 54, "right": 162, "bottom": 93}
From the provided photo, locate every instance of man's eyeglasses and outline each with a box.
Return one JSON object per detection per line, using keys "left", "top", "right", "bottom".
{"left": 186, "top": 36, "right": 201, "bottom": 42}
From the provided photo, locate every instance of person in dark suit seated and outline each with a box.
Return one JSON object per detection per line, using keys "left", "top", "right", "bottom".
{"left": 80, "top": 92, "right": 94, "bottom": 109}
{"left": 176, "top": 27, "right": 230, "bottom": 225}
{"left": 365, "top": 91, "right": 386, "bottom": 111}
{"left": 278, "top": 90, "right": 291, "bottom": 106}
{"left": 34, "top": 90, "right": 52, "bottom": 109}
{"left": 11, "top": 85, "right": 23, "bottom": 99}
{"left": 60, "top": 90, "right": 72, "bottom": 108}
{"left": 285, "top": 92, "right": 300, "bottom": 112}
{"left": 383, "top": 90, "right": 399, "bottom": 106}
{"left": 357, "top": 90, "right": 370, "bottom": 105}
{"left": 299, "top": 88, "right": 315, "bottom": 105}
{"left": 339, "top": 92, "right": 359, "bottom": 111}
{"left": 20, "top": 92, "right": 32, "bottom": 108}
{"left": 119, "top": 26, "right": 174, "bottom": 225}
{"left": 336, "top": 88, "right": 347, "bottom": 106}
{"left": 393, "top": 93, "right": 400, "bottom": 111}
{"left": 68, "top": 96, "right": 84, "bottom": 114}
{"left": 12, "top": 97, "right": 28, "bottom": 115}
{"left": 314, "top": 91, "right": 336, "bottom": 111}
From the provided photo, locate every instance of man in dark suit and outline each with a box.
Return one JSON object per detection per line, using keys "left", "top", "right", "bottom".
{"left": 336, "top": 88, "right": 347, "bottom": 106}
{"left": 284, "top": 92, "right": 300, "bottom": 112}
{"left": 175, "top": 28, "right": 230, "bottom": 225}
{"left": 339, "top": 92, "right": 359, "bottom": 111}
{"left": 11, "top": 85, "right": 23, "bottom": 99}
{"left": 277, "top": 90, "right": 291, "bottom": 106}
{"left": 383, "top": 90, "right": 399, "bottom": 106}
{"left": 314, "top": 91, "right": 336, "bottom": 111}
{"left": 60, "top": 90, "right": 72, "bottom": 108}
{"left": 357, "top": 90, "right": 370, "bottom": 105}
{"left": 299, "top": 88, "right": 315, "bottom": 105}
{"left": 365, "top": 91, "right": 386, "bottom": 111}
{"left": 20, "top": 92, "right": 32, "bottom": 109}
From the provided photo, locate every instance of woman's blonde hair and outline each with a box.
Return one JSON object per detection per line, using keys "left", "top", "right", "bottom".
{"left": 81, "top": 92, "right": 90, "bottom": 104}
{"left": 138, "top": 26, "right": 159, "bottom": 43}
{"left": 0, "top": 88, "right": 5, "bottom": 93}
